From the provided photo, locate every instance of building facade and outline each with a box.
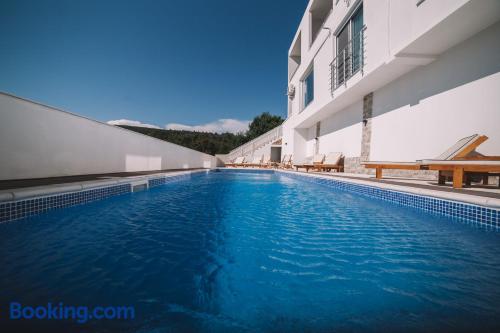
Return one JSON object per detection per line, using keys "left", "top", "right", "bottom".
{"left": 283, "top": 0, "right": 500, "bottom": 176}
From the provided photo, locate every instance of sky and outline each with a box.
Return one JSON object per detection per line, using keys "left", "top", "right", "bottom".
{"left": 0, "top": 0, "right": 308, "bottom": 133}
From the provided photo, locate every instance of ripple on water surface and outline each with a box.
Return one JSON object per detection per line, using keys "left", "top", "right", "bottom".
{"left": 1, "top": 171, "right": 500, "bottom": 332}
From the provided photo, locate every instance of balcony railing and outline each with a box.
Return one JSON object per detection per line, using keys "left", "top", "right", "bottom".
{"left": 226, "top": 125, "right": 283, "bottom": 162}
{"left": 330, "top": 26, "right": 366, "bottom": 94}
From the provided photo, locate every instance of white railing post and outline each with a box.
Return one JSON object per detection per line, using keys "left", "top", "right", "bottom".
{"left": 360, "top": 28, "right": 364, "bottom": 74}
{"left": 343, "top": 49, "right": 346, "bottom": 86}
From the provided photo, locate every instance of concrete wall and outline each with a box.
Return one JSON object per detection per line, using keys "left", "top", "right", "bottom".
{"left": 371, "top": 22, "right": 500, "bottom": 161}
{"left": 0, "top": 93, "right": 216, "bottom": 180}
{"left": 315, "top": 101, "right": 363, "bottom": 158}
{"left": 215, "top": 154, "right": 227, "bottom": 167}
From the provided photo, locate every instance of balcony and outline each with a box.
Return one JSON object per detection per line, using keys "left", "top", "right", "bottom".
{"left": 330, "top": 26, "right": 366, "bottom": 94}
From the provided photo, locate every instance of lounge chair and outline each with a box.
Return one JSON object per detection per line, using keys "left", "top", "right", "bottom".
{"left": 422, "top": 160, "right": 500, "bottom": 189}
{"left": 317, "top": 152, "right": 344, "bottom": 172}
{"left": 285, "top": 154, "right": 293, "bottom": 169}
{"left": 362, "top": 134, "right": 500, "bottom": 188}
{"left": 260, "top": 155, "right": 274, "bottom": 168}
{"left": 244, "top": 155, "right": 264, "bottom": 168}
{"left": 225, "top": 156, "right": 245, "bottom": 167}
{"left": 295, "top": 154, "right": 325, "bottom": 172}
{"left": 277, "top": 154, "right": 286, "bottom": 168}
{"left": 278, "top": 154, "right": 292, "bottom": 169}
{"left": 294, "top": 156, "right": 312, "bottom": 171}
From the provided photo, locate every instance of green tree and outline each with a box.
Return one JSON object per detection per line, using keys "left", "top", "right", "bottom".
{"left": 118, "top": 125, "right": 246, "bottom": 155}
{"left": 116, "top": 111, "right": 284, "bottom": 155}
{"left": 245, "top": 112, "right": 284, "bottom": 141}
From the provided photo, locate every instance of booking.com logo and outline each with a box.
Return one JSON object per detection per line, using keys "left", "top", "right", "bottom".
{"left": 9, "top": 302, "right": 135, "bottom": 324}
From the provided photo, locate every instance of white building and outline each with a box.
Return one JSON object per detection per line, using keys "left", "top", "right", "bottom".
{"left": 281, "top": 0, "right": 500, "bottom": 176}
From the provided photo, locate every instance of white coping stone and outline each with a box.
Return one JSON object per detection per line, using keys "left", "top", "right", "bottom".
{"left": 12, "top": 184, "right": 84, "bottom": 200}
{"left": 278, "top": 170, "right": 500, "bottom": 209}
{"left": 0, "top": 192, "right": 14, "bottom": 201}
{"left": 80, "top": 180, "right": 120, "bottom": 189}
{"left": 130, "top": 179, "right": 149, "bottom": 187}
{"left": 115, "top": 177, "right": 146, "bottom": 184}
{"left": 0, "top": 170, "right": 203, "bottom": 203}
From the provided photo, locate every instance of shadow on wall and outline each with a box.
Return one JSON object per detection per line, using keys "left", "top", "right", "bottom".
{"left": 369, "top": 21, "right": 500, "bottom": 160}
{"left": 318, "top": 102, "right": 363, "bottom": 137}
{"left": 374, "top": 21, "right": 500, "bottom": 116}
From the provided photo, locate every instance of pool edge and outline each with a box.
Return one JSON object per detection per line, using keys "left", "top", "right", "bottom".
{"left": 0, "top": 169, "right": 210, "bottom": 223}
{"left": 1, "top": 168, "right": 499, "bottom": 228}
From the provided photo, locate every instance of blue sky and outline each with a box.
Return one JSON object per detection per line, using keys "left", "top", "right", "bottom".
{"left": 0, "top": 0, "right": 307, "bottom": 133}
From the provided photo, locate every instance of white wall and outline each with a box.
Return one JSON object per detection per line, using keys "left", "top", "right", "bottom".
{"left": 0, "top": 93, "right": 216, "bottom": 180}
{"left": 293, "top": 128, "right": 309, "bottom": 162}
{"left": 302, "top": 101, "right": 362, "bottom": 158}
{"left": 282, "top": 118, "right": 295, "bottom": 156}
{"left": 370, "top": 22, "right": 500, "bottom": 161}
{"left": 317, "top": 101, "right": 363, "bottom": 158}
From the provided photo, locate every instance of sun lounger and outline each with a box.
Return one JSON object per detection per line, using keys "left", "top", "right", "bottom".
{"left": 362, "top": 134, "right": 500, "bottom": 188}
{"left": 363, "top": 134, "right": 485, "bottom": 178}
{"left": 244, "top": 155, "right": 264, "bottom": 168}
{"left": 225, "top": 156, "right": 245, "bottom": 167}
{"left": 277, "top": 154, "right": 288, "bottom": 169}
{"left": 317, "top": 152, "right": 344, "bottom": 172}
{"left": 279, "top": 154, "right": 292, "bottom": 169}
{"left": 260, "top": 155, "right": 273, "bottom": 168}
{"left": 294, "top": 156, "right": 313, "bottom": 171}
{"left": 421, "top": 160, "right": 500, "bottom": 189}
{"left": 284, "top": 154, "right": 293, "bottom": 169}
{"left": 294, "top": 154, "right": 324, "bottom": 172}
{"left": 295, "top": 154, "right": 325, "bottom": 172}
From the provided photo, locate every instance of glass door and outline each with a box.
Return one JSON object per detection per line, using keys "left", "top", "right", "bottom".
{"left": 336, "top": 24, "right": 349, "bottom": 86}
{"left": 351, "top": 6, "right": 364, "bottom": 73}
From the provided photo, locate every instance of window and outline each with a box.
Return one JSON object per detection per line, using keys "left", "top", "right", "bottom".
{"left": 302, "top": 68, "right": 314, "bottom": 110}
{"left": 335, "top": 4, "right": 364, "bottom": 86}
{"left": 310, "top": 0, "right": 333, "bottom": 46}
{"left": 288, "top": 33, "right": 302, "bottom": 81}
{"left": 351, "top": 7, "right": 364, "bottom": 73}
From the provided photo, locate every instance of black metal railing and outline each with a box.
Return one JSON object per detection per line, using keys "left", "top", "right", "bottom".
{"left": 330, "top": 26, "right": 366, "bottom": 93}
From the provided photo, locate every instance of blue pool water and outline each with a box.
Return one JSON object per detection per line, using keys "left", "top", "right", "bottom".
{"left": 1, "top": 170, "right": 500, "bottom": 332}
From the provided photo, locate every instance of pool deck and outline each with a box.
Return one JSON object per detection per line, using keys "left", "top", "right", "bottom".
{"left": 0, "top": 168, "right": 206, "bottom": 191}
{"left": 0, "top": 167, "right": 499, "bottom": 209}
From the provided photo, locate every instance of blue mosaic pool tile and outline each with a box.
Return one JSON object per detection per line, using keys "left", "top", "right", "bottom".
{"left": 2, "top": 169, "right": 498, "bottom": 228}
{"left": 280, "top": 171, "right": 500, "bottom": 228}
{"left": 0, "top": 171, "right": 203, "bottom": 223}
{"left": 0, "top": 184, "right": 131, "bottom": 223}
{"left": 148, "top": 174, "right": 192, "bottom": 188}
{"left": 216, "top": 168, "right": 275, "bottom": 174}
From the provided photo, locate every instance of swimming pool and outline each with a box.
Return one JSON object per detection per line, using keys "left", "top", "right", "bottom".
{"left": 1, "top": 170, "right": 500, "bottom": 332}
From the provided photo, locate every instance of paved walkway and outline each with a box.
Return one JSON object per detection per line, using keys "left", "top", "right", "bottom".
{"left": 295, "top": 170, "right": 500, "bottom": 199}
{"left": 0, "top": 169, "right": 204, "bottom": 191}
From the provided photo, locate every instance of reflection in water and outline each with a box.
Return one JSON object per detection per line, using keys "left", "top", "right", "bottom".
{"left": 0, "top": 171, "right": 500, "bottom": 332}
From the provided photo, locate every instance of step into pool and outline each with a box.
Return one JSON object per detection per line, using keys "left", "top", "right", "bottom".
{"left": 1, "top": 171, "right": 500, "bottom": 332}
